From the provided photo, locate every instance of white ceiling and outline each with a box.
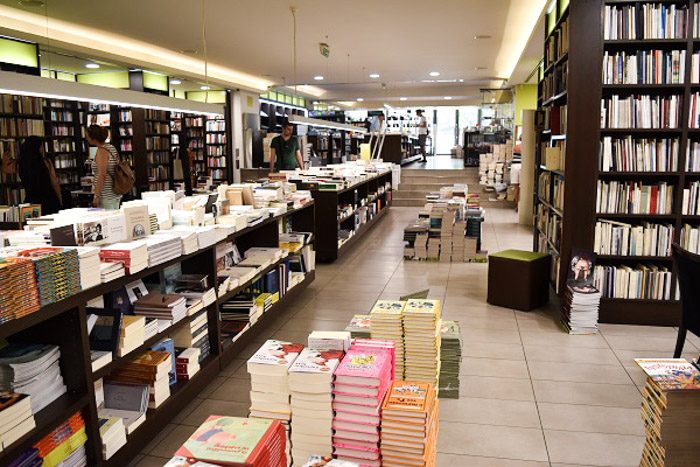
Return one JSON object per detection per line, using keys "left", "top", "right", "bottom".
{"left": 0, "top": 0, "right": 546, "bottom": 105}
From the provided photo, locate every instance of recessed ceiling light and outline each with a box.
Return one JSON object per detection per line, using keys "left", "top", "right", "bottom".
{"left": 18, "top": 0, "right": 44, "bottom": 6}
{"left": 429, "top": 71, "right": 440, "bottom": 77}
{"left": 85, "top": 63, "right": 100, "bottom": 69}
{"left": 314, "top": 75, "right": 324, "bottom": 81}
{"left": 179, "top": 49, "right": 198, "bottom": 55}
{"left": 200, "top": 85, "right": 210, "bottom": 90}
{"left": 170, "top": 79, "right": 182, "bottom": 85}
{"left": 458, "top": 79, "right": 464, "bottom": 82}
{"left": 444, "top": 96, "right": 452, "bottom": 100}
{"left": 474, "top": 67, "right": 487, "bottom": 71}
{"left": 369, "top": 73, "right": 380, "bottom": 79}
{"left": 400, "top": 97, "right": 407, "bottom": 101}
{"left": 474, "top": 34, "right": 492, "bottom": 40}
{"left": 356, "top": 98, "right": 364, "bottom": 102}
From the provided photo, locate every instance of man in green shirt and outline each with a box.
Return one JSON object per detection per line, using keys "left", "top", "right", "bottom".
{"left": 270, "top": 121, "right": 304, "bottom": 171}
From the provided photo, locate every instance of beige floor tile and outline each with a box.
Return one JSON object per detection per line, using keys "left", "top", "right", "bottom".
{"left": 208, "top": 377, "right": 251, "bottom": 402}
{"left": 524, "top": 345, "right": 620, "bottom": 365}
{"left": 146, "top": 424, "right": 197, "bottom": 457}
{"left": 613, "top": 348, "right": 698, "bottom": 366}
{"left": 605, "top": 334, "right": 694, "bottom": 352}
{"left": 545, "top": 430, "right": 644, "bottom": 466}
{"left": 527, "top": 361, "right": 633, "bottom": 384}
{"left": 436, "top": 453, "right": 549, "bottom": 466}
{"left": 533, "top": 380, "right": 641, "bottom": 407}
{"left": 437, "top": 421, "right": 548, "bottom": 461}
{"left": 180, "top": 399, "right": 250, "bottom": 427}
{"left": 133, "top": 455, "right": 171, "bottom": 467}
{"left": 140, "top": 423, "right": 176, "bottom": 455}
{"left": 520, "top": 330, "right": 610, "bottom": 348}
{"left": 442, "top": 303, "right": 516, "bottom": 318}
{"left": 218, "top": 358, "right": 246, "bottom": 377}
{"left": 462, "top": 341, "right": 525, "bottom": 360}
{"left": 269, "top": 329, "right": 316, "bottom": 344}
{"left": 460, "top": 357, "right": 531, "bottom": 379}
{"left": 197, "top": 376, "right": 227, "bottom": 399}
{"left": 439, "top": 397, "right": 540, "bottom": 427}
{"left": 458, "top": 315, "right": 520, "bottom": 331}
{"left": 538, "top": 402, "right": 644, "bottom": 436}
{"left": 598, "top": 323, "right": 677, "bottom": 337}
{"left": 281, "top": 318, "right": 350, "bottom": 333}
{"left": 461, "top": 328, "right": 522, "bottom": 344}
{"left": 288, "top": 306, "right": 358, "bottom": 321}
{"left": 460, "top": 375, "right": 534, "bottom": 401}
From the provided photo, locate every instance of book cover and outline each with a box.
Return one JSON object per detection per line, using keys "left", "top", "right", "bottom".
{"left": 382, "top": 381, "right": 433, "bottom": 413}
{"left": 335, "top": 348, "right": 390, "bottom": 382}
{"left": 345, "top": 315, "right": 371, "bottom": 333}
{"left": 370, "top": 300, "right": 405, "bottom": 315}
{"left": 248, "top": 339, "right": 304, "bottom": 368}
{"left": 403, "top": 299, "right": 441, "bottom": 316}
{"left": 289, "top": 348, "right": 343, "bottom": 374}
{"left": 635, "top": 358, "right": 700, "bottom": 390}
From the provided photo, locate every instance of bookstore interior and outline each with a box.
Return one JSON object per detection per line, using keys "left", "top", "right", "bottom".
{"left": 2, "top": 1, "right": 700, "bottom": 466}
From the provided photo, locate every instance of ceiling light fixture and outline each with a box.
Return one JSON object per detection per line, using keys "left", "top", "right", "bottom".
{"left": 429, "top": 71, "right": 440, "bottom": 77}
{"left": 85, "top": 63, "right": 100, "bottom": 69}
{"left": 474, "top": 67, "right": 487, "bottom": 71}
{"left": 169, "top": 79, "right": 182, "bottom": 85}
{"left": 474, "top": 35, "right": 492, "bottom": 40}
{"left": 399, "top": 97, "right": 407, "bottom": 101}
{"left": 444, "top": 96, "right": 452, "bottom": 100}
{"left": 313, "top": 75, "right": 324, "bottom": 81}
{"left": 356, "top": 98, "right": 364, "bottom": 102}
{"left": 369, "top": 73, "right": 380, "bottom": 79}
{"left": 458, "top": 79, "right": 464, "bottom": 82}
{"left": 200, "top": 85, "right": 210, "bottom": 90}
{"left": 288, "top": 114, "right": 367, "bottom": 134}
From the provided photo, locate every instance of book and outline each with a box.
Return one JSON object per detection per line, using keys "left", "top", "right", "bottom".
{"left": 344, "top": 315, "right": 371, "bottom": 339}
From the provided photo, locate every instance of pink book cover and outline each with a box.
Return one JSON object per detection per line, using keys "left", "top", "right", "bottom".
{"left": 332, "top": 420, "right": 379, "bottom": 435}
{"left": 333, "top": 410, "right": 380, "bottom": 427}
{"left": 333, "top": 441, "right": 380, "bottom": 454}
{"left": 331, "top": 390, "right": 382, "bottom": 407}
{"left": 351, "top": 339, "right": 396, "bottom": 380}
{"left": 332, "top": 377, "right": 391, "bottom": 405}
{"left": 332, "top": 403, "right": 380, "bottom": 416}
{"left": 335, "top": 348, "right": 391, "bottom": 384}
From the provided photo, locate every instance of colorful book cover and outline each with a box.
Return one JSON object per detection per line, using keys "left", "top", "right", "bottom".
{"left": 289, "top": 348, "right": 343, "bottom": 374}
{"left": 440, "top": 320, "right": 461, "bottom": 341}
{"left": 382, "top": 381, "right": 433, "bottom": 413}
{"left": 345, "top": 315, "right": 371, "bottom": 333}
{"left": 634, "top": 358, "right": 700, "bottom": 390}
{"left": 369, "top": 300, "right": 406, "bottom": 316}
{"left": 247, "top": 339, "right": 304, "bottom": 368}
{"left": 403, "top": 299, "right": 441, "bottom": 316}
{"left": 174, "top": 416, "right": 275, "bottom": 465}
{"left": 335, "top": 349, "right": 390, "bottom": 382}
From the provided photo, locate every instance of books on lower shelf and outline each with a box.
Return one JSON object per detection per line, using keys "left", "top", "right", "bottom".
{"left": 98, "top": 416, "right": 127, "bottom": 461}
{"left": 438, "top": 320, "right": 462, "bottom": 399}
{"left": 594, "top": 264, "right": 672, "bottom": 300}
{"left": 133, "top": 293, "right": 188, "bottom": 324}
{"left": 682, "top": 181, "right": 700, "bottom": 215}
{"left": 175, "top": 347, "right": 201, "bottom": 381}
{"left": 173, "top": 416, "right": 288, "bottom": 467}
{"left": 680, "top": 224, "right": 700, "bottom": 254}
{"left": 602, "top": 50, "right": 686, "bottom": 85}
{"left": 635, "top": 358, "right": 700, "bottom": 466}
{"left": 686, "top": 141, "right": 700, "bottom": 172}
{"left": 9, "top": 412, "right": 87, "bottom": 467}
{"left": 596, "top": 180, "right": 674, "bottom": 215}
{"left": 288, "top": 347, "right": 343, "bottom": 464}
{"left": 594, "top": 220, "right": 674, "bottom": 257}
{"left": 379, "top": 381, "right": 439, "bottom": 467}
{"left": 599, "top": 136, "right": 679, "bottom": 173}
{"left": 601, "top": 95, "right": 681, "bottom": 129}
{"left": 0, "top": 391, "right": 35, "bottom": 452}
{"left": 108, "top": 350, "right": 172, "bottom": 409}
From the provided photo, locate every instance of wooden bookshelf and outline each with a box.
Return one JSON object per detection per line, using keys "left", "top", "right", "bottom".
{"left": 532, "top": 0, "right": 699, "bottom": 325}
{"left": 44, "top": 99, "right": 87, "bottom": 192}
{"left": 144, "top": 109, "right": 171, "bottom": 191}
{"left": 0, "top": 202, "right": 316, "bottom": 466}
{"left": 205, "top": 115, "right": 229, "bottom": 184}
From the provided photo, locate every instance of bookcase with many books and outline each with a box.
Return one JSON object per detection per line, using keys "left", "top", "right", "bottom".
{"left": 0, "top": 202, "right": 316, "bottom": 466}
{"left": 144, "top": 109, "right": 171, "bottom": 191}
{"left": 44, "top": 99, "right": 87, "bottom": 190}
{"left": 184, "top": 115, "right": 206, "bottom": 183}
{"left": 205, "top": 115, "right": 229, "bottom": 184}
{"left": 534, "top": 0, "right": 700, "bottom": 325}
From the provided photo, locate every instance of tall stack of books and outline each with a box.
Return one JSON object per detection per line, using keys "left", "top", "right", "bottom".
{"left": 99, "top": 381, "right": 148, "bottom": 435}
{"left": 0, "top": 343, "right": 66, "bottom": 413}
{"left": 0, "top": 391, "right": 35, "bottom": 451}
{"left": 451, "top": 220, "right": 466, "bottom": 261}
{"left": 369, "top": 300, "right": 405, "bottom": 380}
{"left": 99, "top": 241, "right": 149, "bottom": 274}
{"left": 133, "top": 293, "right": 188, "bottom": 324}
{"left": 0, "top": 257, "right": 40, "bottom": 323}
{"left": 172, "top": 309, "right": 210, "bottom": 364}
{"left": 25, "top": 412, "right": 88, "bottom": 467}
{"left": 17, "top": 247, "right": 81, "bottom": 306}
{"left": 73, "top": 246, "right": 101, "bottom": 289}
{"left": 98, "top": 415, "right": 127, "bottom": 460}
{"left": 100, "top": 262, "right": 125, "bottom": 282}
{"left": 635, "top": 358, "right": 700, "bottom": 466}
{"left": 403, "top": 299, "right": 442, "bottom": 386}
{"left": 439, "top": 209, "right": 455, "bottom": 262}
{"left": 109, "top": 350, "right": 172, "bottom": 409}
{"left": 439, "top": 320, "right": 462, "bottom": 398}
{"left": 172, "top": 416, "right": 288, "bottom": 467}
{"left": 332, "top": 346, "right": 393, "bottom": 466}
{"left": 345, "top": 315, "right": 371, "bottom": 339}
{"left": 380, "top": 381, "right": 439, "bottom": 466}
{"left": 175, "top": 348, "right": 201, "bottom": 381}
{"left": 118, "top": 315, "right": 146, "bottom": 357}
{"left": 155, "top": 229, "right": 198, "bottom": 255}
{"left": 288, "top": 347, "right": 343, "bottom": 464}
{"left": 562, "top": 249, "right": 602, "bottom": 334}
{"left": 144, "top": 234, "right": 182, "bottom": 267}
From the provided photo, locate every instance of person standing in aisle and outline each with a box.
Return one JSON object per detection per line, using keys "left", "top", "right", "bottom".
{"left": 17, "top": 135, "right": 62, "bottom": 214}
{"left": 178, "top": 135, "right": 195, "bottom": 196}
{"left": 269, "top": 121, "right": 304, "bottom": 171}
{"left": 416, "top": 109, "right": 429, "bottom": 162}
{"left": 86, "top": 125, "right": 122, "bottom": 209}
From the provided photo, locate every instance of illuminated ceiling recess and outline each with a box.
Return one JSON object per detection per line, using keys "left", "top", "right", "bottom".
{"left": 0, "top": 69, "right": 224, "bottom": 115}
{"left": 494, "top": 0, "right": 549, "bottom": 82}
{"left": 0, "top": 4, "right": 273, "bottom": 93}
{"left": 288, "top": 114, "right": 367, "bottom": 134}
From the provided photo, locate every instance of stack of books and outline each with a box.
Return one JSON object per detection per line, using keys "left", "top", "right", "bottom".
{"left": 99, "top": 240, "right": 149, "bottom": 274}
{"left": 109, "top": 350, "right": 172, "bottom": 409}
{"left": 403, "top": 299, "right": 442, "bottom": 386}
{"left": 220, "top": 292, "right": 257, "bottom": 340}
{"left": 369, "top": 300, "right": 405, "bottom": 379}
{"left": 144, "top": 234, "right": 182, "bottom": 267}
{"left": 100, "top": 262, "right": 125, "bottom": 283}
{"left": 98, "top": 381, "right": 148, "bottom": 435}
{"left": 23, "top": 412, "right": 88, "bottom": 467}
{"left": 17, "top": 247, "right": 81, "bottom": 306}
{"left": 332, "top": 346, "right": 393, "bottom": 466}
{"left": 380, "top": 381, "right": 439, "bottom": 466}
{"left": 118, "top": 315, "right": 146, "bottom": 357}
{"left": 0, "top": 391, "right": 35, "bottom": 450}
{"left": 439, "top": 320, "right": 462, "bottom": 398}
{"left": 345, "top": 315, "right": 371, "bottom": 339}
{"left": 300, "top": 456, "right": 360, "bottom": 466}
{"left": 288, "top": 347, "right": 343, "bottom": 463}
{"left": 172, "top": 416, "right": 288, "bottom": 467}
{"left": 174, "top": 274, "right": 216, "bottom": 308}
{"left": 175, "top": 348, "right": 201, "bottom": 381}
{"left": 0, "top": 257, "right": 40, "bottom": 323}
{"left": 451, "top": 221, "right": 467, "bottom": 261}
{"left": 98, "top": 416, "right": 127, "bottom": 460}
{"left": 248, "top": 340, "right": 303, "bottom": 422}
{"left": 133, "top": 293, "right": 188, "bottom": 325}
{"left": 172, "top": 310, "right": 210, "bottom": 363}
{"left": 352, "top": 338, "right": 396, "bottom": 380}
{"left": 74, "top": 246, "right": 101, "bottom": 289}
{"left": 0, "top": 343, "right": 66, "bottom": 413}
{"left": 561, "top": 285, "right": 602, "bottom": 334}
{"left": 154, "top": 229, "right": 198, "bottom": 255}
{"left": 636, "top": 358, "right": 700, "bottom": 466}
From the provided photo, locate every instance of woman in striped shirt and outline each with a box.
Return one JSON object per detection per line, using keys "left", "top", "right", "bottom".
{"left": 86, "top": 125, "right": 122, "bottom": 210}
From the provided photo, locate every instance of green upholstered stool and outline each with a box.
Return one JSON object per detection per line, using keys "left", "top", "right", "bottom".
{"left": 487, "top": 250, "right": 551, "bottom": 311}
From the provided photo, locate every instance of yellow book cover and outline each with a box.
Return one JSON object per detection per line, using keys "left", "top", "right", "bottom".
{"left": 404, "top": 299, "right": 441, "bottom": 317}
{"left": 370, "top": 300, "right": 406, "bottom": 315}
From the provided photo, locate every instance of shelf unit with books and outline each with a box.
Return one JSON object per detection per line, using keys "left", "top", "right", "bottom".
{"left": 184, "top": 115, "right": 206, "bottom": 183}
{"left": 205, "top": 115, "right": 229, "bottom": 184}
{"left": 44, "top": 99, "right": 87, "bottom": 190}
{"left": 0, "top": 202, "right": 316, "bottom": 466}
{"left": 144, "top": 109, "right": 171, "bottom": 191}
{"left": 533, "top": 0, "right": 699, "bottom": 325}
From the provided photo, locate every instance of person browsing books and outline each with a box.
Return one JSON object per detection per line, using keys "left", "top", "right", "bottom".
{"left": 17, "top": 135, "right": 62, "bottom": 215}
{"left": 86, "top": 125, "right": 122, "bottom": 209}
{"left": 417, "top": 109, "right": 428, "bottom": 162}
{"left": 269, "top": 121, "right": 304, "bottom": 172}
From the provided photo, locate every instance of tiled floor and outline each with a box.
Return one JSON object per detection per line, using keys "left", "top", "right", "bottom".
{"left": 130, "top": 206, "right": 699, "bottom": 467}
{"left": 405, "top": 154, "right": 466, "bottom": 170}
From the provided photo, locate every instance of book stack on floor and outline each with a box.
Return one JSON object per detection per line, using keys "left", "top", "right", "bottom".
{"left": 74, "top": 246, "right": 101, "bottom": 289}
{"left": 345, "top": 315, "right": 371, "bottom": 339}
{"left": 352, "top": 338, "right": 396, "bottom": 381}
{"left": 133, "top": 293, "right": 188, "bottom": 325}
{"left": 380, "top": 381, "right": 439, "bottom": 466}
{"left": 145, "top": 234, "right": 182, "bottom": 267}
{"left": 636, "top": 359, "right": 700, "bottom": 467}
{"left": 11, "top": 412, "right": 88, "bottom": 467}
{"left": 332, "top": 345, "right": 393, "bottom": 466}
{"left": 118, "top": 315, "right": 146, "bottom": 357}
{"left": 0, "top": 257, "right": 40, "bottom": 323}
{"left": 288, "top": 347, "right": 343, "bottom": 464}
{"left": 100, "top": 261, "right": 125, "bottom": 282}
{"left": 438, "top": 320, "right": 462, "bottom": 398}
{"left": 99, "top": 241, "right": 149, "bottom": 274}
{"left": 300, "top": 455, "right": 360, "bottom": 466}
{"left": 369, "top": 300, "right": 405, "bottom": 380}
{"left": 0, "top": 343, "right": 67, "bottom": 413}
{"left": 175, "top": 348, "right": 201, "bottom": 381}
{"left": 439, "top": 208, "right": 456, "bottom": 262}
{"left": 403, "top": 299, "right": 442, "bottom": 386}
{"left": 109, "top": 350, "right": 172, "bottom": 409}
{"left": 562, "top": 249, "right": 601, "bottom": 334}
{"left": 0, "top": 391, "right": 35, "bottom": 451}
{"left": 451, "top": 221, "right": 467, "bottom": 262}
{"left": 171, "top": 416, "right": 288, "bottom": 467}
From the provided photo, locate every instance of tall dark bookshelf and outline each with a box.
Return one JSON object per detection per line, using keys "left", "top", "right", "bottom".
{"left": 205, "top": 115, "right": 228, "bottom": 184}
{"left": 44, "top": 99, "right": 87, "bottom": 192}
{"left": 144, "top": 109, "right": 171, "bottom": 191}
{"left": 183, "top": 114, "right": 206, "bottom": 183}
{"left": 533, "top": 0, "right": 700, "bottom": 325}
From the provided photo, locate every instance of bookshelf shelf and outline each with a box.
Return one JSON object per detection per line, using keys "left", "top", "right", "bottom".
{"left": 543, "top": 90, "right": 568, "bottom": 106}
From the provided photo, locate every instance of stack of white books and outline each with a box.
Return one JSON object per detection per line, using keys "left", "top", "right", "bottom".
{"left": 288, "top": 347, "right": 342, "bottom": 463}
{"left": 143, "top": 319, "right": 160, "bottom": 341}
{"left": 369, "top": 300, "right": 406, "bottom": 380}
{"left": 133, "top": 293, "right": 188, "bottom": 325}
{"left": 117, "top": 316, "right": 146, "bottom": 357}
{"left": 155, "top": 229, "right": 198, "bottom": 255}
{"left": 0, "top": 392, "right": 35, "bottom": 451}
{"left": 144, "top": 235, "right": 182, "bottom": 267}
{"left": 99, "top": 240, "right": 149, "bottom": 274}
{"left": 219, "top": 266, "right": 258, "bottom": 290}
{"left": 100, "top": 262, "right": 125, "bottom": 283}
{"left": 561, "top": 285, "right": 602, "bottom": 335}
{"left": 403, "top": 299, "right": 442, "bottom": 386}
{"left": 216, "top": 213, "right": 248, "bottom": 230}
{"left": 73, "top": 246, "right": 101, "bottom": 289}
{"left": 99, "top": 380, "right": 149, "bottom": 435}
{"left": 98, "top": 416, "right": 127, "bottom": 460}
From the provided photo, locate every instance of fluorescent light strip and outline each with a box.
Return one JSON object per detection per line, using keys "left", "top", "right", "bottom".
{"left": 288, "top": 114, "right": 367, "bottom": 134}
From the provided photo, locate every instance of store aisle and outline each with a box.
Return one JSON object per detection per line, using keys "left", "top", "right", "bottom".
{"left": 405, "top": 155, "right": 466, "bottom": 170}
{"left": 130, "top": 207, "right": 698, "bottom": 467}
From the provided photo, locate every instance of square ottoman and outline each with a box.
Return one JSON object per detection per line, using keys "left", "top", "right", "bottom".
{"left": 487, "top": 249, "right": 551, "bottom": 311}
